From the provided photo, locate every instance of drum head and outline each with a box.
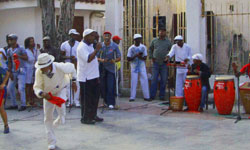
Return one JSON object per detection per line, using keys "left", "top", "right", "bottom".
{"left": 186, "top": 75, "right": 199, "bottom": 79}
{"left": 215, "top": 76, "right": 234, "bottom": 81}
{"left": 240, "top": 82, "right": 250, "bottom": 90}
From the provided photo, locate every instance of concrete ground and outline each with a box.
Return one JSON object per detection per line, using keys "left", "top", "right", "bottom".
{"left": 1, "top": 97, "right": 250, "bottom": 150}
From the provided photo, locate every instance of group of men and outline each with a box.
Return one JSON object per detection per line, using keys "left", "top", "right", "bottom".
{"left": 127, "top": 28, "right": 212, "bottom": 113}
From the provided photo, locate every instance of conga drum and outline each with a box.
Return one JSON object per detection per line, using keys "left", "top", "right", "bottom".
{"left": 184, "top": 75, "right": 201, "bottom": 111}
{"left": 239, "top": 82, "right": 250, "bottom": 114}
{"left": 214, "top": 76, "right": 235, "bottom": 115}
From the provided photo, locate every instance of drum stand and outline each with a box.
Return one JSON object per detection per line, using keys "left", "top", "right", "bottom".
{"left": 235, "top": 76, "right": 241, "bottom": 123}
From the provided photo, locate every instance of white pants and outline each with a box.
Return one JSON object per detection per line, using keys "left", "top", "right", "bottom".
{"left": 175, "top": 70, "right": 187, "bottom": 97}
{"left": 67, "top": 81, "right": 80, "bottom": 106}
{"left": 44, "top": 88, "right": 66, "bottom": 147}
{"left": 130, "top": 69, "right": 150, "bottom": 99}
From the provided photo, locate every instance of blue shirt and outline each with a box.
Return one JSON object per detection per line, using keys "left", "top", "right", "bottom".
{"left": 127, "top": 44, "right": 147, "bottom": 73}
{"left": 97, "top": 42, "right": 121, "bottom": 74}
{"left": 7, "top": 45, "right": 27, "bottom": 72}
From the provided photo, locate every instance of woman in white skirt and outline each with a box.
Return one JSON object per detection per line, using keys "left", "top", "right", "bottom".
{"left": 24, "top": 37, "right": 40, "bottom": 106}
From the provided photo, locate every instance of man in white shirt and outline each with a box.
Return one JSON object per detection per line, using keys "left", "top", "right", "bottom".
{"left": 33, "top": 53, "right": 77, "bottom": 150}
{"left": 60, "top": 29, "right": 80, "bottom": 108}
{"left": 165, "top": 35, "right": 192, "bottom": 97}
{"left": 127, "top": 34, "right": 150, "bottom": 101}
{"left": 77, "top": 29, "right": 103, "bottom": 125}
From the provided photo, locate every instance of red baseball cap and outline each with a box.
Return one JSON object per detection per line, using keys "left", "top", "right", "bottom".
{"left": 103, "top": 31, "right": 112, "bottom": 36}
{"left": 112, "top": 35, "right": 122, "bottom": 41}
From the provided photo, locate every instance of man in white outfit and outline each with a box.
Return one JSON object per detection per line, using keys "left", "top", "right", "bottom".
{"left": 127, "top": 34, "right": 150, "bottom": 101}
{"left": 60, "top": 29, "right": 80, "bottom": 107}
{"left": 165, "top": 35, "right": 192, "bottom": 97}
{"left": 33, "top": 53, "right": 77, "bottom": 150}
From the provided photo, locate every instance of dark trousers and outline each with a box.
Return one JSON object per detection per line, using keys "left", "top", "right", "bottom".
{"left": 100, "top": 69, "right": 116, "bottom": 106}
{"left": 80, "top": 78, "right": 100, "bottom": 121}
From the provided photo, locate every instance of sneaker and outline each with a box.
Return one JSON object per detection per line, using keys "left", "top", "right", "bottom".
{"left": 4, "top": 125, "right": 9, "bottom": 134}
{"left": 18, "top": 106, "right": 26, "bottom": 111}
{"left": 5, "top": 105, "right": 18, "bottom": 110}
{"left": 75, "top": 104, "right": 81, "bottom": 108}
{"left": 48, "top": 145, "right": 56, "bottom": 150}
{"left": 66, "top": 104, "right": 72, "bottom": 108}
{"left": 129, "top": 99, "right": 135, "bottom": 102}
{"left": 109, "top": 105, "right": 114, "bottom": 109}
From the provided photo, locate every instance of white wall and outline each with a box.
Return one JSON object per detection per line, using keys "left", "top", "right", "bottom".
{"left": 186, "top": 0, "right": 207, "bottom": 62}
{"left": 0, "top": 7, "right": 43, "bottom": 48}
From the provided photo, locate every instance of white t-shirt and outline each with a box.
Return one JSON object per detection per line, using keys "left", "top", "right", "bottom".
{"left": 167, "top": 43, "right": 192, "bottom": 73}
{"left": 0, "top": 48, "right": 7, "bottom": 69}
{"left": 77, "top": 41, "right": 99, "bottom": 82}
{"left": 60, "top": 40, "right": 79, "bottom": 62}
{"left": 127, "top": 44, "right": 147, "bottom": 73}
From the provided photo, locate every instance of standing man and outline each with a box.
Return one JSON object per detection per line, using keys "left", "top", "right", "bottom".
{"left": 97, "top": 31, "right": 121, "bottom": 109}
{"left": 189, "top": 54, "right": 211, "bottom": 112}
{"left": 165, "top": 35, "right": 192, "bottom": 97}
{"left": 127, "top": 34, "right": 150, "bottom": 102}
{"left": 112, "top": 35, "right": 122, "bottom": 95}
{"left": 77, "top": 29, "right": 103, "bottom": 125}
{"left": 149, "top": 28, "right": 172, "bottom": 100}
{"left": 40, "top": 36, "right": 60, "bottom": 62}
{"left": 60, "top": 29, "right": 80, "bottom": 108}
{"left": 33, "top": 53, "right": 77, "bottom": 150}
{"left": 6, "top": 34, "right": 28, "bottom": 111}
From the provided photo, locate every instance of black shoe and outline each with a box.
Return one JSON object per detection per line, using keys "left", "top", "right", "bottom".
{"left": 94, "top": 116, "right": 104, "bottom": 122}
{"left": 5, "top": 105, "right": 18, "bottom": 110}
{"left": 81, "top": 119, "right": 95, "bottom": 125}
{"left": 18, "top": 106, "right": 26, "bottom": 111}
{"left": 144, "top": 98, "right": 152, "bottom": 102}
{"left": 150, "top": 97, "right": 155, "bottom": 101}
{"left": 129, "top": 99, "right": 135, "bottom": 102}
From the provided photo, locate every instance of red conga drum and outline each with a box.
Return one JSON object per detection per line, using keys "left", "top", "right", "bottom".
{"left": 214, "top": 76, "right": 235, "bottom": 115}
{"left": 184, "top": 75, "right": 201, "bottom": 111}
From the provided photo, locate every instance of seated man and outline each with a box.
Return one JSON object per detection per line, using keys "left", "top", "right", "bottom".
{"left": 235, "top": 53, "right": 250, "bottom": 78}
{"left": 189, "top": 53, "right": 211, "bottom": 112}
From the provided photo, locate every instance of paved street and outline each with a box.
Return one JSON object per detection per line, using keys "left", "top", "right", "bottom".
{"left": 1, "top": 98, "right": 250, "bottom": 150}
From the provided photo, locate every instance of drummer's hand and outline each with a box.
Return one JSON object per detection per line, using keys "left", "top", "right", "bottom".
{"left": 194, "top": 69, "right": 199, "bottom": 74}
{"left": 164, "top": 56, "right": 169, "bottom": 62}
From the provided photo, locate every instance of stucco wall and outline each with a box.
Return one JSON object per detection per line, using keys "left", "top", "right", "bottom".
{"left": 0, "top": 7, "right": 42, "bottom": 48}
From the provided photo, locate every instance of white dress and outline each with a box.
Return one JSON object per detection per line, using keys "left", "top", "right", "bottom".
{"left": 25, "top": 48, "right": 39, "bottom": 84}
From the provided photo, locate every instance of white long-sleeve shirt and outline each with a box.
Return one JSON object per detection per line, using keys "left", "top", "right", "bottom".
{"left": 167, "top": 43, "right": 192, "bottom": 73}
{"left": 33, "top": 62, "right": 77, "bottom": 98}
{"left": 77, "top": 41, "right": 99, "bottom": 82}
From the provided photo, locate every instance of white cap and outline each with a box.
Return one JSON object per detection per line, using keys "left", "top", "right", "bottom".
{"left": 192, "top": 53, "right": 203, "bottom": 61}
{"left": 174, "top": 35, "right": 183, "bottom": 41}
{"left": 133, "top": 34, "right": 142, "bottom": 39}
{"left": 43, "top": 36, "right": 50, "bottom": 41}
{"left": 68, "top": 29, "right": 79, "bottom": 35}
{"left": 83, "top": 29, "right": 95, "bottom": 38}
